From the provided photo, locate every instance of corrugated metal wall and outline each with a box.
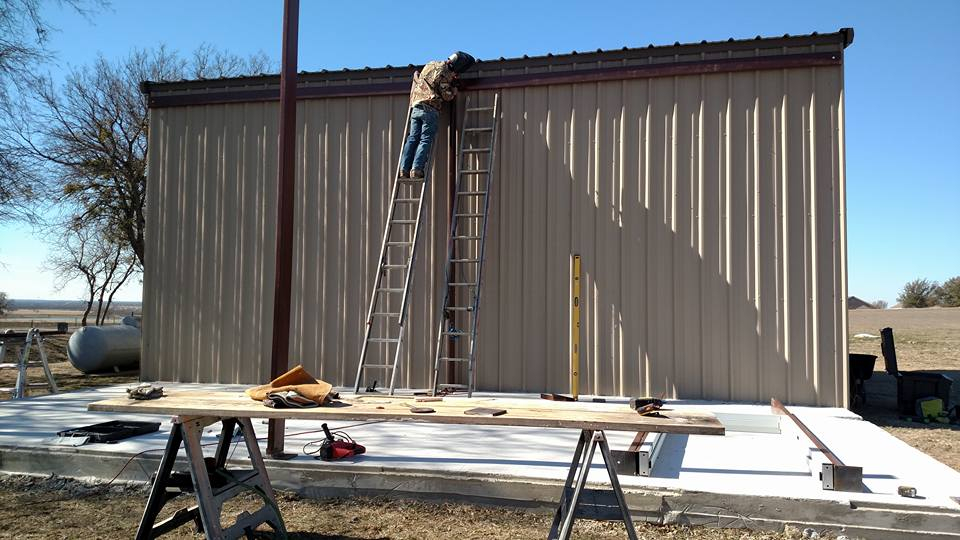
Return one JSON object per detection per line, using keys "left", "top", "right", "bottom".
{"left": 143, "top": 64, "right": 848, "bottom": 406}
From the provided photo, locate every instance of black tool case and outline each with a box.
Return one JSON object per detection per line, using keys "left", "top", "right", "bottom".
{"left": 57, "top": 420, "right": 161, "bottom": 443}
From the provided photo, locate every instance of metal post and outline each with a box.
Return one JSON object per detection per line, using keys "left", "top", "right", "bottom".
{"left": 267, "top": 0, "right": 300, "bottom": 458}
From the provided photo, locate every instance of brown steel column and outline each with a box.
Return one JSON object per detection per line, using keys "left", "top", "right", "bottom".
{"left": 267, "top": 0, "right": 299, "bottom": 458}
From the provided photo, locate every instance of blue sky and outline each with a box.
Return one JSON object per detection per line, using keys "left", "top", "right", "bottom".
{"left": 0, "top": 0, "right": 957, "bottom": 303}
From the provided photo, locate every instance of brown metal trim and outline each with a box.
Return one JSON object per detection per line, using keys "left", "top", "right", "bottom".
{"left": 267, "top": 0, "right": 299, "bottom": 458}
{"left": 147, "top": 51, "right": 841, "bottom": 109}
{"left": 771, "top": 398, "right": 844, "bottom": 466}
{"left": 141, "top": 29, "right": 853, "bottom": 96}
{"left": 468, "top": 52, "right": 840, "bottom": 91}
{"left": 627, "top": 432, "right": 649, "bottom": 453}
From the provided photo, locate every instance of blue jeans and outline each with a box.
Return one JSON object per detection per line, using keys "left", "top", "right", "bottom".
{"left": 399, "top": 104, "right": 439, "bottom": 173}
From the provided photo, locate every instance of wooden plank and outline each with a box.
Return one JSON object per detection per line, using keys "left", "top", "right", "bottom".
{"left": 88, "top": 391, "right": 724, "bottom": 435}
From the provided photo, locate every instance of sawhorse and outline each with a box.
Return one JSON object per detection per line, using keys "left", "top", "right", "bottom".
{"left": 549, "top": 429, "right": 638, "bottom": 540}
{"left": 0, "top": 328, "right": 58, "bottom": 399}
{"left": 136, "top": 416, "right": 284, "bottom": 539}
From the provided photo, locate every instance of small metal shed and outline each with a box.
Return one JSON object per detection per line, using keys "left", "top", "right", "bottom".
{"left": 141, "top": 29, "right": 854, "bottom": 406}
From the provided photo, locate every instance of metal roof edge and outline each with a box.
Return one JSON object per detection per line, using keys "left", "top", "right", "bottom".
{"left": 141, "top": 28, "right": 853, "bottom": 96}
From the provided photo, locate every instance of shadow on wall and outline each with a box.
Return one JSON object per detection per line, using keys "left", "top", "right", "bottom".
{"left": 473, "top": 79, "right": 841, "bottom": 407}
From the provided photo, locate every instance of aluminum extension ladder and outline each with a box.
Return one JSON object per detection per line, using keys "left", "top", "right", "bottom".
{"left": 431, "top": 93, "right": 501, "bottom": 397}
{"left": 354, "top": 105, "right": 430, "bottom": 394}
{"left": 0, "top": 328, "right": 59, "bottom": 399}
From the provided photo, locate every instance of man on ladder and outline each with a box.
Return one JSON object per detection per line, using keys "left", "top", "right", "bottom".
{"left": 399, "top": 51, "right": 475, "bottom": 179}
{"left": 354, "top": 51, "right": 476, "bottom": 395}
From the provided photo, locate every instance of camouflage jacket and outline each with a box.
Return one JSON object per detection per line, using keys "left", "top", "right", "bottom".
{"left": 409, "top": 60, "right": 457, "bottom": 111}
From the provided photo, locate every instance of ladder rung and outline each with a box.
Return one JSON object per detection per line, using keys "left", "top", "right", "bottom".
{"left": 372, "top": 312, "right": 401, "bottom": 317}
{"left": 446, "top": 306, "right": 474, "bottom": 311}
{"left": 442, "top": 331, "right": 471, "bottom": 336}
{"left": 457, "top": 191, "right": 487, "bottom": 196}
{"left": 394, "top": 198, "right": 420, "bottom": 203}
{"left": 462, "top": 148, "right": 491, "bottom": 153}
{"left": 382, "top": 264, "right": 407, "bottom": 269}
{"left": 392, "top": 220, "right": 417, "bottom": 224}
{"left": 466, "top": 107, "right": 494, "bottom": 112}
{"left": 397, "top": 177, "right": 426, "bottom": 183}
{"left": 455, "top": 214, "right": 484, "bottom": 218}
{"left": 459, "top": 170, "right": 489, "bottom": 175}
{"left": 362, "top": 364, "right": 396, "bottom": 369}
{"left": 450, "top": 259, "right": 480, "bottom": 263}
{"left": 377, "top": 288, "right": 404, "bottom": 293}
{"left": 463, "top": 127, "right": 493, "bottom": 132}
{"left": 438, "top": 357, "right": 471, "bottom": 362}
{"left": 0, "top": 362, "right": 45, "bottom": 369}
{"left": 368, "top": 338, "right": 400, "bottom": 343}
{"left": 448, "top": 282, "right": 478, "bottom": 287}
{"left": 452, "top": 235, "right": 482, "bottom": 240}
{"left": 386, "top": 241, "right": 412, "bottom": 246}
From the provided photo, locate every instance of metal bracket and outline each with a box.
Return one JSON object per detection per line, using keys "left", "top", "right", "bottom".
{"left": 821, "top": 463, "right": 864, "bottom": 492}
{"left": 611, "top": 432, "right": 666, "bottom": 477}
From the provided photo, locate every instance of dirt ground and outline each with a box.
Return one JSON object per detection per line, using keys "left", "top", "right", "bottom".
{"left": 848, "top": 307, "right": 960, "bottom": 472}
{"left": 0, "top": 475, "right": 820, "bottom": 540}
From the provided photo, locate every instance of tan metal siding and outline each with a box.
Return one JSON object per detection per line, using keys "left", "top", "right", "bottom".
{"left": 144, "top": 65, "right": 847, "bottom": 406}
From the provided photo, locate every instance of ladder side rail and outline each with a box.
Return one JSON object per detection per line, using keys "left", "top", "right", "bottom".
{"left": 431, "top": 95, "right": 474, "bottom": 393}
{"left": 355, "top": 97, "right": 414, "bottom": 392}
{"left": 15, "top": 330, "right": 35, "bottom": 399}
{"left": 36, "top": 334, "right": 58, "bottom": 393}
{"left": 465, "top": 93, "right": 501, "bottom": 397}
{"left": 388, "top": 170, "right": 430, "bottom": 394}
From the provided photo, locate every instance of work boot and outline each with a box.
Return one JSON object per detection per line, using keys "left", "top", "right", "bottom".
{"left": 411, "top": 169, "right": 424, "bottom": 178}
{"left": 398, "top": 170, "right": 409, "bottom": 178}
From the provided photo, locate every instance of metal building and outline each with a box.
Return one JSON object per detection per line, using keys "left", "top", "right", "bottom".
{"left": 141, "top": 29, "right": 854, "bottom": 406}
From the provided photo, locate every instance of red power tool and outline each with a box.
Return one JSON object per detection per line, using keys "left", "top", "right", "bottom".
{"left": 308, "top": 423, "right": 365, "bottom": 461}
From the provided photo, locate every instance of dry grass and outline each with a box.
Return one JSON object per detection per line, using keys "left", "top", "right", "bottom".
{"left": 848, "top": 307, "right": 960, "bottom": 471}
{"left": 0, "top": 475, "right": 811, "bottom": 540}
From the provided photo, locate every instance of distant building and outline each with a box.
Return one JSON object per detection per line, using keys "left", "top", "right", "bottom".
{"left": 848, "top": 296, "right": 874, "bottom": 309}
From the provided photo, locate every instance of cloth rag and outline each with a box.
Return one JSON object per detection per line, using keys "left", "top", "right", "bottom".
{"left": 245, "top": 365, "right": 334, "bottom": 406}
{"left": 127, "top": 383, "right": 164, "bottom": 400}
{"left": 263, "top": 390, "right": 320, "bottom": 409}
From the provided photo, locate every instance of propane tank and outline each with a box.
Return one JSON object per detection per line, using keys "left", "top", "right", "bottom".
{"left": 67, "top": 321, "right": 141, "bottom": 373}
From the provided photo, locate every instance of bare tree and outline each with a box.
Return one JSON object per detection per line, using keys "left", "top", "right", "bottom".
{"left": 0, "top": 292, "right": 9, "bottom": 316}
{"left": 3, "top": 45, "right": 272, "bottom": 266}
{"left": 46, "top": 222, "right": 136, "bottom": 325}
{"left": 871, "top": 299, "right": 888, "bottom": 310}
{"left": 0, "top": 0, "right": 106, "bottom": 221}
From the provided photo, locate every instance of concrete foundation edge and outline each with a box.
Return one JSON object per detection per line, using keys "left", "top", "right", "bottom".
{"left": 1, "top": 445, "right": 958, "bottom": 539}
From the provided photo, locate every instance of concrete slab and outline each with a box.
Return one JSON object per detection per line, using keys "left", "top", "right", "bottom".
{"left": 1, "top": 384, "right": 958, "bottom": 539}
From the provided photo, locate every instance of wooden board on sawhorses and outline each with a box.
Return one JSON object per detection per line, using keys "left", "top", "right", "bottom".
{"left": 89, "top": 392, "right": 724, "bottom": 539}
